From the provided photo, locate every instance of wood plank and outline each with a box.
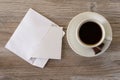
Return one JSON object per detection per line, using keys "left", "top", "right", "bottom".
{"left": 0, "top": 0, "right": 120, "bottom": 80}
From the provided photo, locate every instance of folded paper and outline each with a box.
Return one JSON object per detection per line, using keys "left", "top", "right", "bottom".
{"left": 5, "top": 8, "right": 65, "bottom": 68}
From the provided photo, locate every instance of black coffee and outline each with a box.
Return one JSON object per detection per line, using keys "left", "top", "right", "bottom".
{"left": 79, "top": 21, "right": 102, "bottom": 45}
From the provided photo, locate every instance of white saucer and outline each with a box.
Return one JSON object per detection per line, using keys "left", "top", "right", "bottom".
{"left": 67, "top": 12, "right": 112, "bottom": 57}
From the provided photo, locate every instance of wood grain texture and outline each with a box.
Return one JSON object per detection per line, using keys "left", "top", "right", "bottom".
{"left": 0, "top": 0, "right": 120, "bottom": 80}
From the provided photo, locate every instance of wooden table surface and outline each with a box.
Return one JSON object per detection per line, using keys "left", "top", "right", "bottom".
{"left": 0, "top": 0, "right": 120, "bottom": 80}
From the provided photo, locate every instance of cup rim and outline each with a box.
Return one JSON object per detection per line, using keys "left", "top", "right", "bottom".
{"left": 76, "top": 19, "right": 105, "bottom": 48}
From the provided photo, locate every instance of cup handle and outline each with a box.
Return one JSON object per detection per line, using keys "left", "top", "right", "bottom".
{"left": 92, "top": 43, "right": 104, "bottom": 54}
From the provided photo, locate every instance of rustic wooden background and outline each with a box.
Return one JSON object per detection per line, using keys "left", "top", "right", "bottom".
{"left": 0, "top": 0, "right": 120, "bottom": 80}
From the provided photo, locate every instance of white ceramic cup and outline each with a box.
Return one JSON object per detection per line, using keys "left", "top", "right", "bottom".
{"left": 76, "top": 19, "right": 105, "bottom": 48}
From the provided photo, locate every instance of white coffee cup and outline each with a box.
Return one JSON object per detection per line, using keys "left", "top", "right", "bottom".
{"left": 76, "top": 19, "right": 105, "bottom": 48}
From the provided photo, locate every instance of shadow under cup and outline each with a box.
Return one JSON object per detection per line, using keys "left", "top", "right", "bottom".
{"left": 76, "top": 20, "right": 105, "bottom": 49}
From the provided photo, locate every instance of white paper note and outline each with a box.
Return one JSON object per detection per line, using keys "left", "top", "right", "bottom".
{"left": 31, "top": 27, "right": 63, "bottom": 59}
{"left": 5, "top": 8, "right": 65, "bottom": 68}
